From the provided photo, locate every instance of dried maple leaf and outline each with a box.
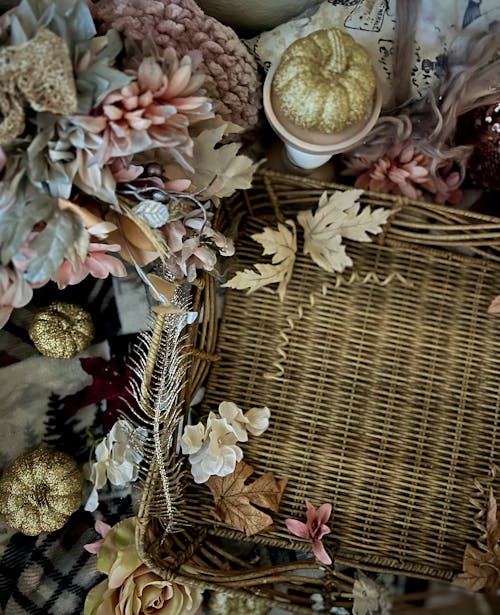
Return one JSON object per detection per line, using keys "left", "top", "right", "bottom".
{"left": 297, "top": 189, "right": 391, "bottom": 274}
{"left": 454, "top": 488, "right": 500, "bottom": 593}
{"left": 454, "top": 543, "right": 500, "bottom": 593}
{"left": 206, "top": 461, "right": 287, "bottom": 537}
{"left": 486, "top": 486, "right": 499, "bottom": 550}
{"left": 165, "top": 123, "right": 258, "bottom": 204}
{"left": 223, "top": 221, "right": 296, "bottom": 301}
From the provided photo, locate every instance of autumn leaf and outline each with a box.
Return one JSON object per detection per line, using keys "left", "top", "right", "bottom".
{"left": 297, "top": 189, "right": 391, "bottom": 274}
{"left": 26, "top": 210, "right": 83, "bottom": 283}
{"left": 454, "top": 487, "right": 500, "bottom": 593}
{"left": 223, "top": 221, "right": 296, "bottom": 301}
{"left": 487, "top": 487, "right": 499, "bottom": 550}
{"left": 164, "top": 123, "right": 258, "bottom": 204}
{"left": 206, "top": 461, "right": 287, "bottom": 537}
{"left": 454, "top": 543, "right": 500, "bottom": 593}
{"left": 488, "top": 296, "right": 500, "bottom": 315}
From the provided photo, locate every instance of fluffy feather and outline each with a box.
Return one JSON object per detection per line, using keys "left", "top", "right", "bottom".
{"left": 344, "top": 23, "right": 500, "bottom": 197}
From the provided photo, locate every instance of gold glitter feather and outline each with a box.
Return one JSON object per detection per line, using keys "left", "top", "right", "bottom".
{"left": 126, "top": 273, "right": 194, "bottom": 532}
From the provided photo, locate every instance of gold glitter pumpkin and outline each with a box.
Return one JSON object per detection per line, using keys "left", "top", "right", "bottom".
{"left": 0, "top": 448, "right": 83, "bottom": 535}
{"left": 273, "top": 28, "right": 376, "bottom": 134}
{"left": 29, "top": 302, "right": 94, "bottom": 359}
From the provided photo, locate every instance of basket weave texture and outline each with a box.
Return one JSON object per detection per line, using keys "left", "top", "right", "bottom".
{"left": 138, "top": 171, "right": 500, "bottom": 609}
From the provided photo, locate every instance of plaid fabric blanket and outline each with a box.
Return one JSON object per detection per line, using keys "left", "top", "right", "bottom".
{"left": 1, "top": 496, "right": 132, "bottom": 615}
{"left": 0, "top": 277, "right": 136, "bottom": 615}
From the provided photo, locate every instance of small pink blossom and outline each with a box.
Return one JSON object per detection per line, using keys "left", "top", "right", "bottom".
{"left": 57, "top": 243, "right": 127, "bottom": 289}
{"left": 84, "top": 519, "right": 112, "bottom": 555}
{"left": 161, "top": 211, "right": 234, "bottom": 281}
{"left": 108, "top": 158, "right": 144, "bottom": 183}
{"left": 165, "top": 178, "right": 191, "bottom": 192}
{"left": 0, "top": 266, "right": 33, "bottom": 328}
{"left": 121, "top": 170, "right": 192, "bottom": 194}
{"left": 286, "top": 500, "right": 332, "bottom": 565}
{"left": 350, "top": 142, "right": 463, "bottom": 205}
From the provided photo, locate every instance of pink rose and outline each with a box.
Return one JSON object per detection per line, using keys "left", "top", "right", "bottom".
{"left": 84, "top": 517, "right": 203, "bottom": 615}
{"left": 0, "top": 266, "right": 33, "bottom": 328}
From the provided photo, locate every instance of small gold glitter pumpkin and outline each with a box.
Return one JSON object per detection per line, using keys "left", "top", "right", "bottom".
{"left": 29, "top": 302, "right": 94, "bottom": 359}
{"left": 273, "top": 28, "right": 376, "bottom": 134}
{"left": 0, "top": 448, "right": 83, "bottom": 536}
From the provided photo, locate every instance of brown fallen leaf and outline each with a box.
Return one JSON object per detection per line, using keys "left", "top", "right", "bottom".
{"left": 454, "top": 543, "right": 500, "bottom": 593}
{"left": 454, "top": 487, "right": 500, "bottom": 593}
{"left": 486, "top": 487, "right": 499, "bottom": 550}
{"left": 206, "top": 461, "right": 287, "bottom": 537}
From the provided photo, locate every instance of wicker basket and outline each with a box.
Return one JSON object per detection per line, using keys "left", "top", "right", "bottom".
{"left": 137, "top": 170, "right": 500, "bottom": 613}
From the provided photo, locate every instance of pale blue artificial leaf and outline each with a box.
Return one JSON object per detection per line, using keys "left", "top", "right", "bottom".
{"left": 26, "top": 210, "right": 78, "bottom": 283}
{"left": 76, "top": 31, "right": 133, "bottom": 111}
{"left": 0, "top": 195, "right": 56, "bottom": 265}
{"left": 9, "top": 0, "right": 96, "bottom": 51}
{"left": 134, "top": 200, "right": 170, "bottom": 228}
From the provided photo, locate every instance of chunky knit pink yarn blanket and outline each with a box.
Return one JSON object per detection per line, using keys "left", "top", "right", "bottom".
{"left": 91, "top": 0, "right": 261, "bottom": 131}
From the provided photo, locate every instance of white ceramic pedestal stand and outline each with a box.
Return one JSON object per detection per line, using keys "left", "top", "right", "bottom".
{"left": 263, "top": 64, "right": 383, "bottom": 172}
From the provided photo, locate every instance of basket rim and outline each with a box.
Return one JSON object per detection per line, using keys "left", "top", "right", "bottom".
{"left": 136, "top": 171, "right": 500, "bottom": 609}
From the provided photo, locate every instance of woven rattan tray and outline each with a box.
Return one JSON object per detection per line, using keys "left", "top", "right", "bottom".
{"left": 137, "top": 171, "right": 500, "bottom": 613}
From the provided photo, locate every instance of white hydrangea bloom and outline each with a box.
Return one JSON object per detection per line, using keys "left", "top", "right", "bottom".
{"left": 188, "top": 414, "right": 243, "bottom": 484}
{"left": 218, "top": 402, "right": 271, "bottom": 441}
{"left": 181, "top": 403, "right": 271, "bottom": 484}
{"left": 245, "top": 406, "right": 271, "bottom": 436}
{"left": 218, "top": 401, "right": 249, "bottom": 441}
{"left": 181, "top": 422, "right": 206, "bottom": 454}
{"left": 84, "top": 419, "right": 145, "bottom": 512}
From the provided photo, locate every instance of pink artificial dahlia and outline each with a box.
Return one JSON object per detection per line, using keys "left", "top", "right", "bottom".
{"left": 0, "top": 266, "right": 33, "bottom": 328}
{"left": 76, "top": 49, "right": 213, "bottom": 167}
{"left": 57, "top": 243, "right": 127, "bottom": 289}
{"left": 92, "top": 0, "right": 261, "bottom": 131}
{"left": 349, "top": 142, "right": 462, "bottom": 205}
